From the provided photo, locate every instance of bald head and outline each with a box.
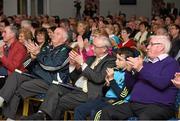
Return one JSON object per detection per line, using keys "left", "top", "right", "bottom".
{"left": 51, "top": 27, "right": 68, "bottom": 47}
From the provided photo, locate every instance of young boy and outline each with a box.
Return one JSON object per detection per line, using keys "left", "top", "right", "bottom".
{"left": 74, "top": 47, "right": 137, "bottom": 120}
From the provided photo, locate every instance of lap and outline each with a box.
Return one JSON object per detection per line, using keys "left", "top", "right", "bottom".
{"left": 76, "top": 98, "right": 109, "bottom": 112}
{"left": 132, "top": 103, "right": 175, "bottom": 120}
{"left": 18, "top": 79, "right": 49, "bottom": 98}
{"left": 59, "top": 90, "right": 88, "bottom": 110}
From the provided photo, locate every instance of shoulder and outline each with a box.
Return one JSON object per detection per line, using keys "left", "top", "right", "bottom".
{"left": 12, "top": 41, "right": 26, "bottom": 50}
{"left": 55, "top": 44, "right": 72, "bottom": 53}
{"left": 162, "top": 56, "right": 179, "bottom": 65}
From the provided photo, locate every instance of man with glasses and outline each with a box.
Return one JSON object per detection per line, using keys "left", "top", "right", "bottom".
{"left": 168, "top": 24, "right": 180, "bottom": 64}
{"left": 24, "top": 35, "right": 116, "bottom": 120}
{"left": 100, "top": 35, "right": 179, "bottom": 120}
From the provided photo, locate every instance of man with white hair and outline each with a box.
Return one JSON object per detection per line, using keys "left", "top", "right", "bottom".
{"left": 100, "top": 35, "right": 179, "bottom": 120}
{"left": 24, "top": 35, "right": 116, "bottom": 120}
{"left": 0, "top": 27, "right": 71, "bottom": 120}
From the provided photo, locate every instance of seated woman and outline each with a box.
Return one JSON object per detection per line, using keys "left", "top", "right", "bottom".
{"left": 118, "top": 27, "right": 136, "bottom": 48}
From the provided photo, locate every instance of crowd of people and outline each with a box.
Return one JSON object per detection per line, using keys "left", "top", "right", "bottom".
{"left": 0, "top": 9, "right": 179, "bottom": 120}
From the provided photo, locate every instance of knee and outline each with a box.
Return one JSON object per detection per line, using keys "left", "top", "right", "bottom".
{"left": 138, "top": 114, "right": 151, "bottom": 120}
{"left": 74, "top": 106, "right": 83, "bottom": 115}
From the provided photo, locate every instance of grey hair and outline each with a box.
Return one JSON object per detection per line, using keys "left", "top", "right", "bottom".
{"left": 59, "top": 27, "right": 69, "bottom": 41}
{"left": 156, "top": 27, "right": 168, "bottom": 36}
{"left": 150, "top": 35, "right": 171, "bottom": 53}
{"left": 9, "top": 25, "right": 19, "bottom": 39}
{"left": 21, "top": 20, "right": 32, "bottom": 28}
{"left": 97, "top": 35, "right": 112, "bottom": 48}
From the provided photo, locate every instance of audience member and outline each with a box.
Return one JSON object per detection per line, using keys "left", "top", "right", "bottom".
{"left": 0, "top": 27, "right": 71, "bottom": 120}
{"left": 168, "top": 24, "right": 180, "bottom": 64}
{"left": 74, "top": 47, "right": 136, "bottom": 120}
{"left": 100, "top": 35, "right": 179, "bottom": 120}
{"left": 0, "top": 25, "right": 27, "bottom": 76}
{"left": 118, "top": 27, "right": 136, "bottom": 48}
{"left": 24, "top": 35, "right": 116, "bottom": 120}
{"left": 18, "top": 28, "right": 33, "bottom": 44}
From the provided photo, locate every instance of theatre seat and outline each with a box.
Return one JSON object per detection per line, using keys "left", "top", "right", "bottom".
{"left": 22, "top": 94, "right": 45, "bottom": 116}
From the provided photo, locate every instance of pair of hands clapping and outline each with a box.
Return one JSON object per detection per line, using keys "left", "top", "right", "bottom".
{"left": 69, "top": 50, "right": 84, "bottom": 69}
{"left": 24, "top": 40, "right": 40, "bottom": 59}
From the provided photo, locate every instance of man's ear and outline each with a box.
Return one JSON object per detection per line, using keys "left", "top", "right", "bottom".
{"left": 159, "top": 44, "right": 165, "bottom": 53}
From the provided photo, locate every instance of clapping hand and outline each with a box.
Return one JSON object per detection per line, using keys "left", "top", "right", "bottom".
{"left": 25, "top": 40, "right": 40, "bottom": 59}
{"left": 127, "top": 56, "right": 143, "bottom": 72}
{"left": 69, "top": 50, "right": 84, "bottom": 65}
{"left": 171, "top": 72, "right": 180, "bottom": 88}
{"left": 77, "top": 35, "right": 84, "bottom": 50}
{"left": 105, "top": 68, "right": 114, "bottom": 86}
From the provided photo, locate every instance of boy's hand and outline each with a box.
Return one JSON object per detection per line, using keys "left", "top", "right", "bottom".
{"left": 106, "top": 68, "right": 114, "bottom": 81}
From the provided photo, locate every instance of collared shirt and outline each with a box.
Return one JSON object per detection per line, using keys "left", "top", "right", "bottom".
{"left": 148, "top": 54, "right": 169, "bottom": 63}
{"left": 75, "top": 53, "right": 108, "bottom": 93}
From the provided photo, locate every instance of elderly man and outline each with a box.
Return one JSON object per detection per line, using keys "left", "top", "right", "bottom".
{"left": 24, "top": 35, "right": 116, "bottom": 120}
{"left": 100, "top": 35, "right": 179, "bottom": 120}
{"left": 0, "top": 27, "right": 71, "bottom": 120}
{"left": 0, "top": 25, "right": 27, "bottom": 76}
{"left": 0, "top": 25, "right": 27, "bottom": 88}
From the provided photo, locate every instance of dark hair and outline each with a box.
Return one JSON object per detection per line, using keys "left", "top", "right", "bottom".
{"left": 53, "top": 16, "right": 60, "bottom": 24}
{"left": 0, "top": 19, "right": 10, "bottom": 26}
{"left": 59, "top": 18, "right": 70, "bottom": 27}
{"left": 122, "top": 27, "right": 132, "bottom": 35}
{"left": 171, "top": 24, "right": 180, "bottom": 30}
{"left": 31, "top": 20, "right": 40, "bottom": 29}
{"left": 139, "top": 21, "right": 150, "bottom": 29}
{"left": 34, "top": 27, "right": 49, "bottom": 49}
{"left": 116, "top": 47, "right": 137, "bottom": 59}
{"left": 48, "top": 26, "right": 57, "bottom": 32}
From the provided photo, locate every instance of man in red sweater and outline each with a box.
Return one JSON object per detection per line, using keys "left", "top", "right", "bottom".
{"left": 0, "top": 25, "right": 27, "bottom": 76}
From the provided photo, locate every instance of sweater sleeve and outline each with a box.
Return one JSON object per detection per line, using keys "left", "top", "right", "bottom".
{"left": 139, "top": 60, "right": 179, "bottom": 90}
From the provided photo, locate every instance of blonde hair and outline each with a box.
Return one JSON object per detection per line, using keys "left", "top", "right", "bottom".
{"left": 19, "top": 28, "right": 33, "bottom": 40}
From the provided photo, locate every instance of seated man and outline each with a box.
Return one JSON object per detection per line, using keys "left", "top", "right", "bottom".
{"left": 24, "top": 35, "right": 116, "bottom": 120}
{"left": 100, "top": 35, "right": 180, "bottom": 120}
{"left": 74, "top": 47, "right": 137, "bottom": 120}
{"left": 0, "top": 25, "right": 27, "bottom": 75}
{"left": 0, "top": 27, "right": 71, "bottom": 120}
{"left": 0, "top": 25, "right": 27, "bottom": 88}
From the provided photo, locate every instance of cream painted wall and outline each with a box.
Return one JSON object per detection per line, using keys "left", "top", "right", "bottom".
{"left": 99, "top": 0, "right": 152, "bottom": 20}
{"left": 3, "top": 0, "right": 180, "bottom": 19}
{"left": 3, "top": 0, "right": 17, "bottom": 16}
{"left": 48, "top": 0, "right": 85, "bottom": 18}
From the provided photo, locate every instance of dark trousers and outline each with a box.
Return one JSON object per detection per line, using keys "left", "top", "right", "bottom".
{"left": 100, "top": 102, "right": 175, "bottom": 120}
{"left": 40, "top": 84, "right": 88, "bottom": 120}
{"left": 0, "top": 72, "right": 49, "bottom": 119}
{"left": 74, "top": 98, "right": 113, "bottom": 120}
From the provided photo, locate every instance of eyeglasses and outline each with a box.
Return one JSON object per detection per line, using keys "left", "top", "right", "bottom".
{"left": 121, "top": 31, "right": 127, "bottom": 34}
{"left": 148, "top": 42, "right": 162, "bottom": 46}
{"left": 93, "top": 44, "right": 105, "bottom": 48}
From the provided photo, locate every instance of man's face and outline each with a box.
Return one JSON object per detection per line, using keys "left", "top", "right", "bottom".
{"left": 0, "top": 22, "right": 5, "bottom": 32}
{"left": 93, "top": 37, "right": 106, "bottom": 57}
{"left": 51, "top": 28, "right": 65, "bottom": 47}
{"left": 169, "top": 25, "right": 179, "bottom": 37}
{"left": 2, "top": 26, "right": 14, "bottom": 43}
{"left": 146, "top": 38, "right": 163, "bottom": 59}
